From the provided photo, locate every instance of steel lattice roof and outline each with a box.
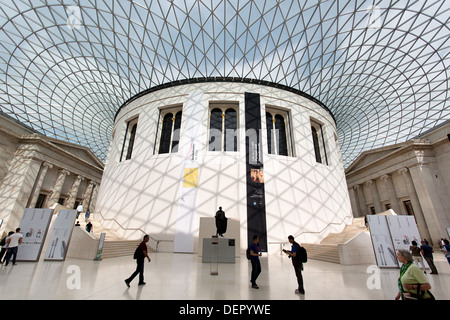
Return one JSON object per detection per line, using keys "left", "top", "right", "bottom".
{"left": 0, "top": 0, "right": 449, "bottom": 167}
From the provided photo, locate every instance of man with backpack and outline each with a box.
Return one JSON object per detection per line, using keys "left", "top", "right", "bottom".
{"left": 125, "top": 234, "right": 151, "bottom": 287}
{"left": 283, "top": 235, "right": 306, "bottom": 294}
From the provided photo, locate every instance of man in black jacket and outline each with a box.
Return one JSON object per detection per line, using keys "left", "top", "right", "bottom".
{"left": 283, "top": 235, "right": 305, "bottom": 294}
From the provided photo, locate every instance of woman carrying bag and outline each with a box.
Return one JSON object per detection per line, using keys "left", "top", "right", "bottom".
{"left": 395, "top": 249, "right": 435, "bottom": 300}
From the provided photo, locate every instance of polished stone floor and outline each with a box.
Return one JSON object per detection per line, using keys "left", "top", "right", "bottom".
{"left": 0, "top": 252, "right": 449, "bottom": 300}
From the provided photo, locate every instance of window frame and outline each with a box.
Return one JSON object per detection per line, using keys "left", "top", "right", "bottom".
{"left": 120, "top": 116, "right": 139, "bottom": 162}
{"left": 208, "top": 103, "right": 239, "bottom": 153}
{"left": 310, "top": 118, "right": 329, "bottom": 165}
{"left": 265, "top": 107, "right": 294, "bottom": 157}
{"left": 155, "top": 106, "right": 183, "bottom": 155}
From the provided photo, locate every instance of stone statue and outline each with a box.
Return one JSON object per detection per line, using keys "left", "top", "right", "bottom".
{"left": 215, "top": 206, "right": 227, "bottom": 237}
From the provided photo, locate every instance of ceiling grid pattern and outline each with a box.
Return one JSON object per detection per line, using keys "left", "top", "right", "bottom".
{"left": 0, "top": 0, "right": 448, "bottom": 167}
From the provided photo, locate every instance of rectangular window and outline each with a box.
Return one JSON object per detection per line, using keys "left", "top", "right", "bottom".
{"left": 156, "top": 106, "right": 183, "bottom": 154}
{"left": 35, "top": 193, "right": 47, "bottom": 208}
{"left": 208, "top": 103, "right": 238, "bottom": 152}
{"left": 310, "top": 119, "right": 328, "bottom": 165}
{"left": 266, "top": 107, "right": 294, "bottom": 156}
{"left": 120, "top": 117, "right": 138, "bottom": 161}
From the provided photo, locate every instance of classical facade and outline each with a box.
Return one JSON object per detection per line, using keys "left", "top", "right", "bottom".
{"left": 346, "top": 120, "right": 450, "bottom": 244}
{"left": 96, "top": 79, "right": 352, "bottom": 254}
{"left": 0, "top": 112, "right": 103, "bottom": 236}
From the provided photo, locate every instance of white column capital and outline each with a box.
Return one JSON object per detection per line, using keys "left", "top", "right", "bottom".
{"left": 42, "top": 162, "right": 53, "bottom": 169}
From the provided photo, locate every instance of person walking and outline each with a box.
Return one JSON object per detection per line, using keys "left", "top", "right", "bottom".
{"left": 443, "top": 239, "right": 450, "bottom": 265}
{"left": 420, "top": 240, "right": 438, "bottom": 274}
{"left": 283, "top": 235, "right": 305, "bottom": 294}
{"left": 84, "top": 209, "right": 91, "bottom": 223}
{"left": 4, "top": 228, "right": 23, "bottom": 266}
{"left": 409, "top": 240, "right": 426, "bottom": 273}
{"left": 0, "top": 231, "right": 14, "bottom": 263}
{"left": 125, "top": 234, "right": 151, "bottom": 287}
{"left": 249, "top": 235, "right": 262, "bottom": 289}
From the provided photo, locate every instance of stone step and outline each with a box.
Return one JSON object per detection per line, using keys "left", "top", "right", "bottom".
{"left": 301, "top": 218, "right": 368, "bottom": 264}
{"left": 302, "top": 244, "right": 340, "bottom": 264}
{"left": 101, "top": 240, "right": 154, "bottom": 259}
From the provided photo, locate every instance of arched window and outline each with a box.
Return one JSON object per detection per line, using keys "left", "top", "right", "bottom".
{"left": 120, "top": 117, "right": 138, "bottom": 162}
{"left": 311, "top": 119, "right": 328, "bottom": 165}
{"left": 266, "top": 112, "right": 274, "bottom": 154}
{"left": 274, "top": 114, "right": 288, "bottom": 156}
{"left": 209, "top": 105, "right": 238, "bottom": 152}
{"left": 171, "top": 111, "right": 182, "bottom": 153}
{"left": 159, "top": 113, "right": 173, "bottom": 154}
{"left": 158, "top": 109, "right": 183, "bottom": 154}
{"left": 224, "top": 108, "right": 237, "bottom": 152}
{"left": 209, "top": 108, "right": 223, "bottom": 151}
{"left": 311, "top": 126, "right": 322, "bottom": 163}
{"left": 266, "top": 108, "right": 292, "bottom": 156}
{"left": 125, "top": 123, "right": 137, "bottom": 160}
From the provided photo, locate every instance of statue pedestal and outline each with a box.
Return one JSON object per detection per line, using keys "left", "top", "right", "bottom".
{"left": 198, "top": 217, "right": 240, "bottom": 257}
{"left": 202, "top": 237, "right": 236, "bottom": 263}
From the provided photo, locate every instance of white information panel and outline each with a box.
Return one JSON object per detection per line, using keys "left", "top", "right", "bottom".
{"left": 367, "top": 215, "right": 399, "bottom": 268}
{"left": 45, "top": 209, "right": 77, "bottom": 261}
{"left": 386, "top": 215, "right": 429, "bottom": 268}
{"left": 17, "top": 208, "right": 53, "bottom": 261}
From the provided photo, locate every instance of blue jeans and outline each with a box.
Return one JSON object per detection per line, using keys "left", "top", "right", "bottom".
{"left": 4, "top": 246, "right": 18, "bottom": 265}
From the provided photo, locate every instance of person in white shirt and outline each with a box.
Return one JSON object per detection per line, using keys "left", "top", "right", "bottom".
{"left": 4, "top": 228, "right": 23, "bottom": 266}
{"left": 76, "top": 204, "right": 83, "bottom": 219}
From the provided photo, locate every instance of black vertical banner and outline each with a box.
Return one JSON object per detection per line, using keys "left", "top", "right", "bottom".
{"left": 245, "top": 92, "right": 268, "bottom": 252}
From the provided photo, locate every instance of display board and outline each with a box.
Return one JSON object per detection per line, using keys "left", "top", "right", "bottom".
{"left": 16, "top": 208, "right": 53, "bottom": 261}
{"left": 386, "top": 215, "right": 428, "bottom": 268}
{"left": 367, "top": 214, "right": 429, "bottom": 268}
{"left": 45, "top": 209, "right": 77, "bottom": 261}
{"left": 366, "top": 215, "right": 398, "bottom": 268}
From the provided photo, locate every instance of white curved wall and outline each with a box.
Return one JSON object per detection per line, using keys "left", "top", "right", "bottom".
{"left": 96, "top": 81, "right": 352, "bottom": 253}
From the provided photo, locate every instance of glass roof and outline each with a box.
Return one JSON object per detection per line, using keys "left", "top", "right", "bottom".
{"left": 0, "top": 0, "right": 448, "bottom": 167}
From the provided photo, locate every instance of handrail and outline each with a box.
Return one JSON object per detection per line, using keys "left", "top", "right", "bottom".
{"left": 92, "top": 211, "right": 173, "bottom": 252}
{"left": 267, "top": 216, "right": 353, "bottom": 251}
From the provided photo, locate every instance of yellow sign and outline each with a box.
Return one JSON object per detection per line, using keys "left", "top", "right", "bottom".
{"left": 183, "top": 168, "right": 199, "bottom": 188}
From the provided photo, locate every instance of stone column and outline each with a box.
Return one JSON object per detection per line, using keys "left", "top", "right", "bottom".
{"left": 398, "top": 167, "right": 431, "bottom": 241}
{"left": 88, "top": 183, "right": 99, "bottom": 213}
{"left": 366, "top": 180, "right": 383, "bottom": 213}
{"left": 355, "top": 184, "right": 367, "bottom": 216}
{"left": 0, "top": 156, "right": 42, "bottom": 235}
{"left": 407, "top": 164, "right": 446, "bottom": 244}
{"left": 380, "top": 174, "right": 401, "bottom": 214}
{"left": 350, "top": 185, "right": 362, "bottom": 217}
{"left": 47, "top": 169, "right": 70, "bottom": 207}
{"left": 66, "top": 175, "right": 84, "bottom": 209}
{"left": 27, "top": 162, "right": 53, "bottom": 208}
{"left": 82, "top": 180, "right": 95, "bottom": 209}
